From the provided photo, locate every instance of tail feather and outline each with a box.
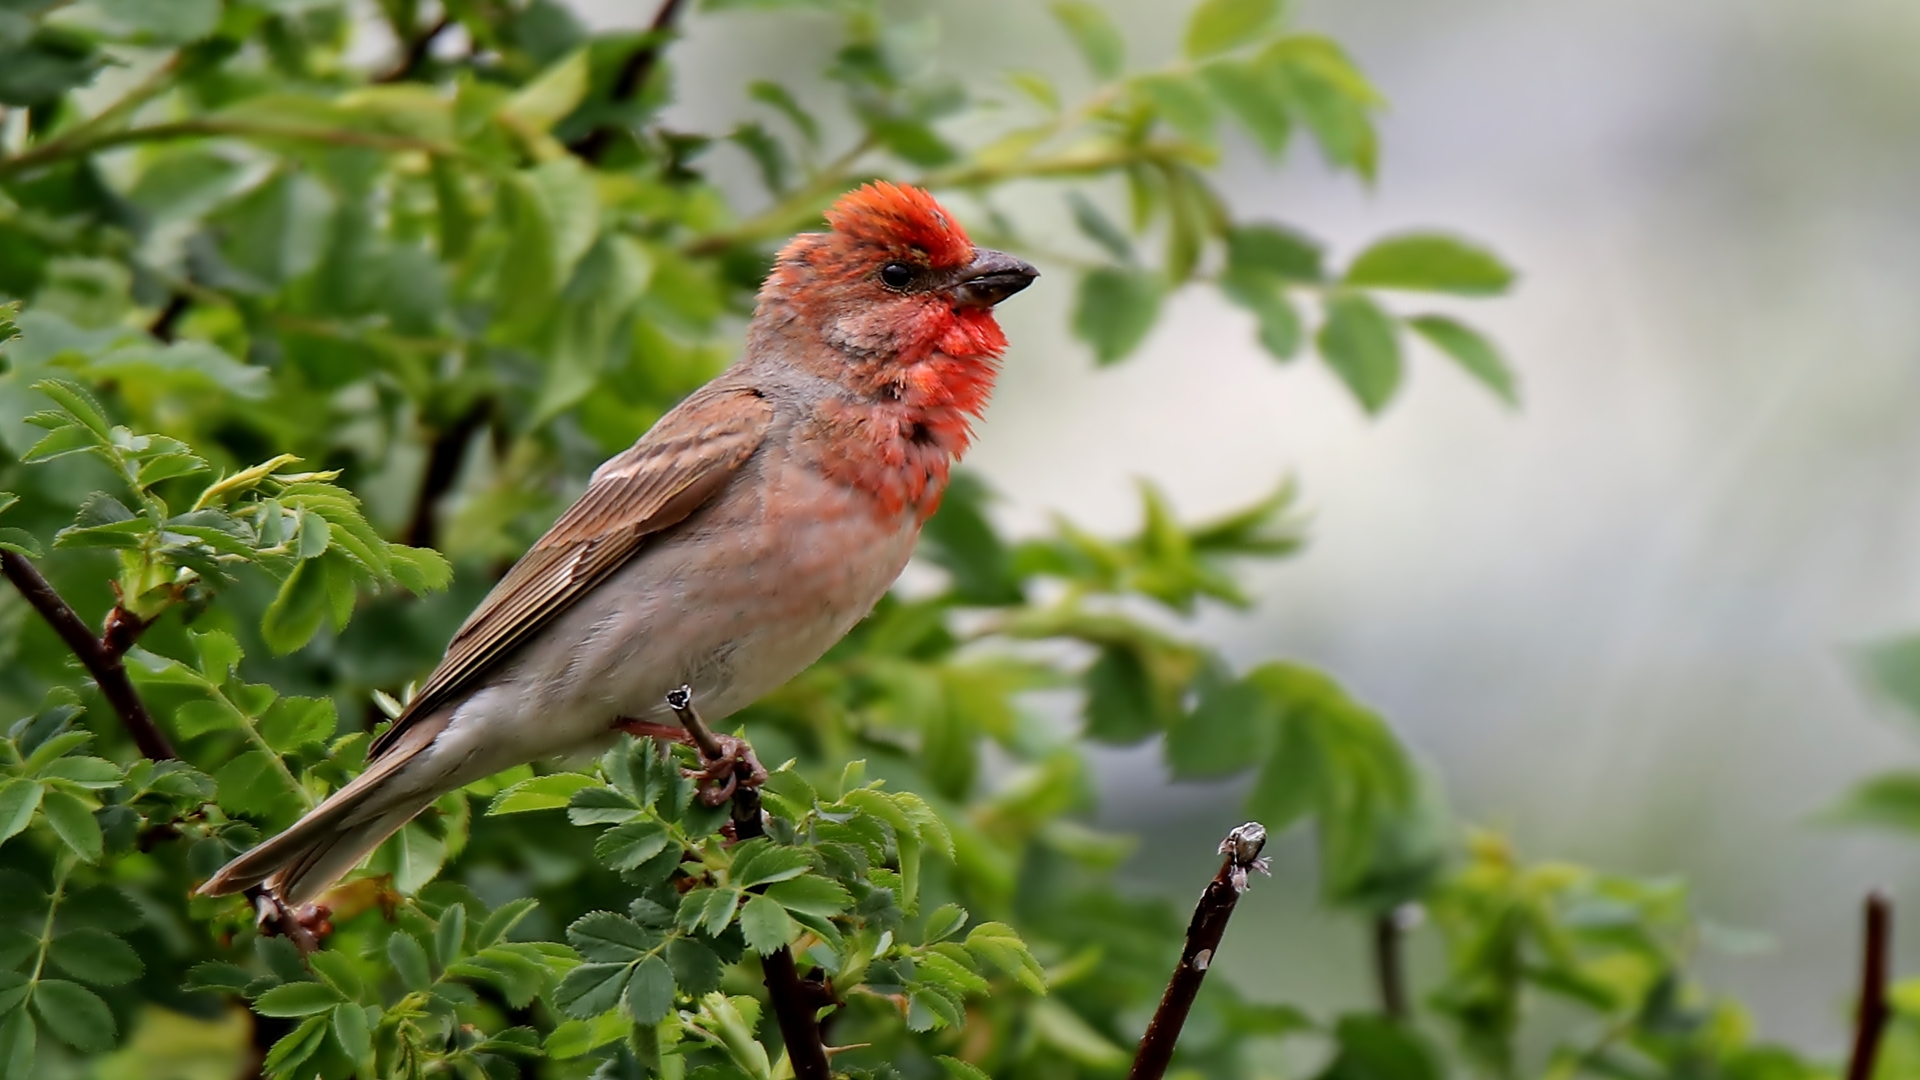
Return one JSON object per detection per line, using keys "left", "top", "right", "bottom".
{"left": 197, "top": 710, "right": 453, "bottom": 904}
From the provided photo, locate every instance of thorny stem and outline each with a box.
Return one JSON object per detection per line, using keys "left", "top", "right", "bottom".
{"left": 0, "top": 551, "right": 176, "bottom": 760}
{"left": 569, "top": 0, "right": 691, "bottom": 163}
{"left": 664, "top": 688, "right": 833, "bottom": 1080}
{"left": 1846, "top": 891, "right": 1893, "bottom": 1080}
{"left": 1128, "top": 822, "right": 1270, "bottom": 1080}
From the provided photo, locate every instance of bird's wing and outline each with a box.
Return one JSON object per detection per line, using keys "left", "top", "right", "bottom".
{"left": 368, "top": 385, "right": 774, "bottom": 760}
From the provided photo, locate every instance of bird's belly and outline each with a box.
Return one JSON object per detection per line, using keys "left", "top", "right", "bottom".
{"left": 447, "top": 483, "right": 922, "bottom": 773}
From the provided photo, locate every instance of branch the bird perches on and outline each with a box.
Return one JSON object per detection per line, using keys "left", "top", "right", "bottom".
{"left": 664, "top": 687, "right": 833, "bottom": 1080}
{"left": 1128, "top": 821, "right": 1271, "bottom": 1080}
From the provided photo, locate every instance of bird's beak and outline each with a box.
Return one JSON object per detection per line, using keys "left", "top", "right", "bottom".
{"left": 951, "top": 248, "right": 1038, "bottom": 309}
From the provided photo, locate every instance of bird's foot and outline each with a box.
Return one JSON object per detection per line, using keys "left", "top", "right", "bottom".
{"left": 249, "top": 887, "right": 332, "bottom": 955}
{"left": 685, "top": 733, "right": 768, "bottom": 807}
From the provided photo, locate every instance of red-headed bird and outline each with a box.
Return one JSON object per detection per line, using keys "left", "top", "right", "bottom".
{"left": 200, "top": 183, "right": 1036, "bottom": 906}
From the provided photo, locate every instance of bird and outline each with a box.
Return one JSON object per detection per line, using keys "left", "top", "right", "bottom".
{"left": 198, "top": 182, "right": 1036, "bottom": 908}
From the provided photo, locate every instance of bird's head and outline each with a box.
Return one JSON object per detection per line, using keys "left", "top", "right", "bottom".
{"left": 758, "top": 183, "right": 1037, "bottom": 392}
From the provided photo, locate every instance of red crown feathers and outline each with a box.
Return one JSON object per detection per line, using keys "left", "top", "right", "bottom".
{"left": 824, "top": 182, "right": 975, "bottom": 270}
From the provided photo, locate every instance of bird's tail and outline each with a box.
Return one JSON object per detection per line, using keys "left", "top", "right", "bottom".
{"left": 197, "top": 714, "right": 451, "bottom": 907}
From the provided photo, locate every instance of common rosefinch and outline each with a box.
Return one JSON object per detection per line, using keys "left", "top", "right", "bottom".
{"left": 200, "top": 182, "right": 1035, "bottom": 906}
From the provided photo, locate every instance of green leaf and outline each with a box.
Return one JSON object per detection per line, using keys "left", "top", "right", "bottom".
{"left": 435, "top": 902, "right": 468, "bottom": 967}
{"left": 96, "top": 0, "right": 221, "bottom": 44}
{"left": 332, "top": 1003, "right": 371, "bottom": 1064}
{"left": 388, "top": 546, "right": 453, "bottom": 594}
{"left": 1857, "top": 635, "right": 1920, "bottom": 723}
{"left": 766, "top": 876, "right": 853, "bottom": 918}
{"left": 1201, "top": 58, "right": 1292, "bottom": 156}
{"left": 554, "top": 963, "right": 632, "bottom": 1019}
{"left": 676, "top": 887, "right": 739, "bottom": 937}
{"left": 569, "top": 910, "right": 661, "bottom": 964}
{"left": 388, "top": 932, "right": 432, "bottom": 991}
{"left": 1317, "top": 293, "right": 1402, "bottom": 414}
{"left": 48, "top": 928, "right": 143, "bottom": 986}
{"left": 1067, "top": 192, "right": 1133, "bottom": 262}
{"left": 502, "top": 47, "right": 590, "bottom": 133}
{"left": 966, "top": 923, "right": 1047, "bottom": 994}
{"left": 0, "top": 529, "right": 44, "bottom": 559}
{"left": 1344, "top": 232, "right": 1515, "bottom": 296}
{"left": 1407, "top": 314, "right": 1516, "bottom": 405}
{"left": 593, "top": 817, "right": 673, "bottom": 870}
{"left": 1824, "top": 773, "right": 1920, "bottom": 834}
{"left": 667, "top": 938, "right": 726, "bottom": 998}
{"left": 924, "top": 904, "right": 969, "bottom": 944}
{"left": 1271, "top": 35, "right": 1382, "bottom": 180}
{"left": 1136, "top": 74, "right": 1217, "bottom": 144}
{"left": 183, "top": 961, "right": 255, "bottom": 993}
{"left": 625, "top": 954, "right": 675, "bottom": 1024}
{"left": 1051, "top": 1, "right": 1125, "bottom": 81}
{"left": 730, "top": 841, "right": 812, "bottom": 888}
{"left": 261, "top": 1016, "right": 328, "bottom": 1076}
{"left": 307, "top": 950, "right": 362, "bottom": 998}
{"left": 252, "top": 980, "right": 345, "bottom": 1017}
{"left": 0, "top": 1008, "right": 33, "bottom": 1079}
{"left": 34, "top": 980, "right": 115, "bottom": 1051}
{"left": 258, "top": 697, "right": 336, "bottom": 754}
{"left": 937, "top": 1057, "right": 993, "bottom": 1080}
{"left": 1221, "top": 269, "right": 1303, "bottom": 360}
{"left": 214, "top": 751, "right": 300, "bottom": 818}
{"left": 40, "top": 790, "right": 102, "bottom": 861}
{"left": 0, "top": 780, "right": 43, "bottom": 843}
{"left": 738, "top": 894, "right": 796, "bottom": 956}
{"left": 33, "top": 380, "right": 112, "bottom": 438}
{"left": 1072, "top": 267, "right": 1166, "bottom": 365}
{"left": 488, "top": 772, "right": 598, "bottom": 814}
{"left": 1228, "top": 223, "right": 1323, "bottom": 282}
{"left": 476, "top": 898, "right": 540, "bottom": 948}
{"left": 261, "top": 559, "right": 329, "bottom": 655}
{"left": 1167, "top": 674, "right": 1279, "bottom": 779}
{"left": 1320, "top": 1015, "right": 1444, "bottom": 1080}
{"left": 1186, "top": 0, "right": 1281, "bottom": 59}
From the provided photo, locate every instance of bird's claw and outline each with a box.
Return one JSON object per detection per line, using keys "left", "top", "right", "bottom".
{"left": 250, "top": 887, "right": 332, "bottom": 954}
{"left": 684, "top": 734, "right": 768, "bottom": 806}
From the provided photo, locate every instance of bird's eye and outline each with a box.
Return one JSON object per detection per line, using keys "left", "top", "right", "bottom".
{"left": 879, "top": 262, "right": 914, "bottom": 289}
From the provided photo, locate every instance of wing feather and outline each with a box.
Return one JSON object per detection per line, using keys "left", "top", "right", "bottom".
{"left": 368, "top": 385, "right": 773, "bottom": 759}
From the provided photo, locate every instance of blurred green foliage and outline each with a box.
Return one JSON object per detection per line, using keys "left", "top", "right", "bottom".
{"left": 0, "top": 0, "right": 1869, "bottom": 1078}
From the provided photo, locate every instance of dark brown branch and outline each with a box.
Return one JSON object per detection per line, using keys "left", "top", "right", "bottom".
{"left": 1128, "top": 822, "right": 1270, "bottom": 1080}
{"left": 404, "top": 397, "right": 491, "bottom": 550}
{"left": 1373, "top": 904, "right": 1415, "bottom": 1021}
{"left": 1846, "top": 890, "right": 1893, "bottom": 1080}
{"left": 663, "top": 688, "right": 831, "bottom": 1080}
{"left": 146, "top": 293, "right": 189, "bottom": 343}
{"left": 567, "top": 0, "right": 690, "bottom": 163}
{"left": 0, "top": 551, "right": 176, "bottom": 760}
{"left": 375, "top": 14, "right": 451, "bottom": 84}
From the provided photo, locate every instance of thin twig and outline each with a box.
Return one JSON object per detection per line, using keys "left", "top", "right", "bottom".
{"left": 569, "top": 0, "right": 691, "bottom": 163}
{"left": 0, "top": 551, "right": 176, "bottom": 760}
{"left": 404, "top": 397, "right": 492, "bottom": 549}
{"left": 1128, "top": 822, "right": 1270, "bottom": 1080}
{"left": 375, "top": 15, "right": 451, "bottom": 84}
{"left": 1373, "top": 904, "right": 1416, "bottom": 1021}
{"left": 1846, "top": 890, "right": 1893, "bottom": 1080}
{"left": 663, "top": 688, "right": 831, "bottom": 1080}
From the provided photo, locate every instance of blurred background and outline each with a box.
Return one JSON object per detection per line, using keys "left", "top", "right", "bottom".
{"left": 382, "top": 0, "right": 1920, "bottom": 1054}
